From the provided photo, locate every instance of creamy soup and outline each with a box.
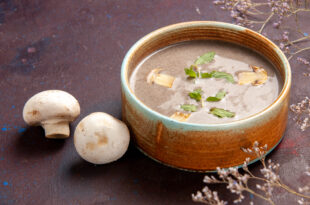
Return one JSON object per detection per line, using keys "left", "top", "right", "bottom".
{"left": 129, "top": 41, "right": 282, "bottom": 124}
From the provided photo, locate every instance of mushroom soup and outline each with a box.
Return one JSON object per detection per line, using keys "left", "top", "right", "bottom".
{"left": 129, "top": 41, "right": 282, "bottom": 124}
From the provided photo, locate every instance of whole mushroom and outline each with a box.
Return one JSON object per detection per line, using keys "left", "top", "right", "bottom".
{"left": 74, "top": 112, "right": 130, "bottom": 164}
{"left": 23, "top": 90, "right": 80, "bottom": 139}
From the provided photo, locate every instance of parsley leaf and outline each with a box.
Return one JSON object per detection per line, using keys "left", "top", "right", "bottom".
{"left": 211, "top": 71, "right": 235, "bottom": 83}
{"left": 194, "top": 51, "right": 216, "bottom": 65}
{"left": 181, "top": 104, "right": 197, "bottom": 112}
{"left": 206, "top": 97, "right": 219, "bottom": 102}
{"left": 206, "top": 90, "right": 226, "bottom": 102}
{"left": 215, "top": 90, "right": 226, "bottom": 99}
{"left": 184, "top": 67, "right": 197, "bottom": 78}
{"left": 209, "top": 108, "right": 235, "bottom": 118}
{"left": 201, "top": 72, "right": 212, "bottom": 78}
{"left": 189, "top": 89, "right": 202, "bottom": 102}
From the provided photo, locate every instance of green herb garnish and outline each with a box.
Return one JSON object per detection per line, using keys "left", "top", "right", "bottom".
{"left": 184, "top": 67, "right": 198, "bottom": 78}
{"left": 189, "top": 89, "right": 202, "bottom": 102}
{"left": 194, "top": 51, "right": 215, "bottom": 65}
{"left": 211, "top": 71, "right": 235, "bottom": 83}
{"left": 206, "top": 90, "right": 226, "bottom": 102}
{"left": 201, "top": 72, "right": 212, "bottom": 78}
{"left": 181, "top": 104, "right": 197, "bottom": 112}
{"left": 209, "top": 108, "right": 235, "bottom": 118}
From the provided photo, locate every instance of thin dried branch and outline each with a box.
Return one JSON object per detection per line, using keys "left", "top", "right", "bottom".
{"left": 193, "top": 142, "right": 310, "bottom": 204}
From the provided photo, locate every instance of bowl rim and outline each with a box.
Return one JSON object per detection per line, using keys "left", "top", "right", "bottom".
{"left": 121, "top": 21, "right": 291, "bottom": 128}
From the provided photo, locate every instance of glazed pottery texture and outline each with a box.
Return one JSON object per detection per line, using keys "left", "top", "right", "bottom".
{"left": 121, "top": 21, "right": 291, "bottom": 172}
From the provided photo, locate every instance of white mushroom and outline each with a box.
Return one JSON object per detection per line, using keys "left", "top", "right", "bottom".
{"left": 74, "top": 112, "right": 130, "bottom": 164}
{"left": 170, "top": 112, "right": 191, "bottom": 122}
{"left": 238, "top": 65, "right": 268, "bottom": 86}
{"left": 23, "top": 90, "right": 80, "bottom": 139}
{"left": 146, "top": 68, "right": 175, "bottom": 88}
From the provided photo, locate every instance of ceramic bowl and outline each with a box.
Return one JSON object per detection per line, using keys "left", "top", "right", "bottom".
{"left": 121, "top": 21, "right": 291, "bottom": 172}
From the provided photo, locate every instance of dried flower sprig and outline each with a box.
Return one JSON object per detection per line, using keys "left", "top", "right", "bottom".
{"left": 192, "top": 141, "right": 310, "bottom": 205}
{"left": 297, "top": 57, "right": 310, "bottom": 66}
{"left": 192, "top": 186, "right": 227, "bottom": 205}
{"left": 290, "top": 96, "right": 310, "bottom": 131}
{"left": 212, "top": 0, "right": 310, "bottom": 62}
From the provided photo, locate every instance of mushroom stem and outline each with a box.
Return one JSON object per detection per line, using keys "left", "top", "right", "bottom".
{"left": 42, "top": 122, "right": 70, "bottom": 139}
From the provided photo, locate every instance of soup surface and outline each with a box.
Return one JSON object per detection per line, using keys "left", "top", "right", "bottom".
{"left": 129, "top": 41, "right": 282, "bottom": 124}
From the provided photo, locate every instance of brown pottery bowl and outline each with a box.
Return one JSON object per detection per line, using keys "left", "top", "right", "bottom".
{"left": 121, "top": 21, "right": 291, "bottom": 172}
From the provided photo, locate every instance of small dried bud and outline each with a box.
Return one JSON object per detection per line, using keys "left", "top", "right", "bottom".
{"left": 241, "top": 147, "right": 248, "bottom": 153}
{"left": 298, "top": 186, "right": 309, "bottom": 193}
{"left": 297, "top": 198, "right": 305, "bottom": 205}
{"left": 263, "top": 144, "right": 268, "bottom": 150}
{"left": 254, "top": 141, "right": 259, "bottom": 147}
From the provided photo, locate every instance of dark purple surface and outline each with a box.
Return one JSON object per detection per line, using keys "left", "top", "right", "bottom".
{"left": 0, "top": 1, "right": 309, "bottom": 204}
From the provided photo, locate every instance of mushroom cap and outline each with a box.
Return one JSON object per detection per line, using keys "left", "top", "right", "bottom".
{"left": 74, "top": 112, "right": 130, "bottom": 164}
{"left": 23, "top": 90, "right": 80, "bottom": 126}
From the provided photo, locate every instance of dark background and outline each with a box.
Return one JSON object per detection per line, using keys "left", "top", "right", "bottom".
{"left": 0, "top": 0, "right": 309, "bottom": 204}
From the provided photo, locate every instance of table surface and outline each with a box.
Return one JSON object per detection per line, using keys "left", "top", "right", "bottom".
{"left": 0, "top": 1, "right": 309, "bottom": 204}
